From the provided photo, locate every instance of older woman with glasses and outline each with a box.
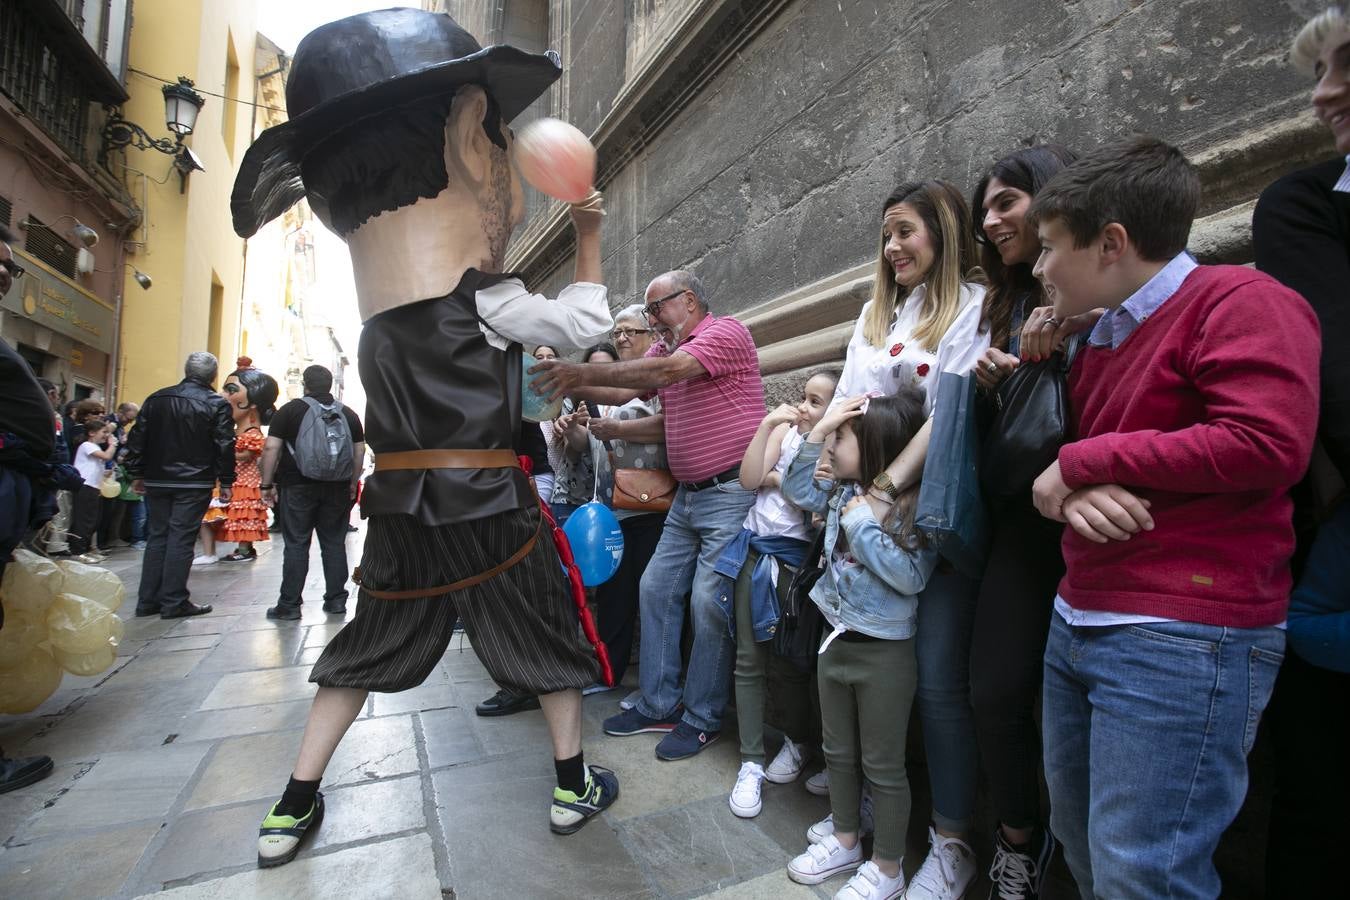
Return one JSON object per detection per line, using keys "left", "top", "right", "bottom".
{"left": 558, "top": 304, "right": 670, "bottom": 692}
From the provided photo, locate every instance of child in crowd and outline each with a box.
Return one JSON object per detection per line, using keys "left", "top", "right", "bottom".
{"left": 71, "top": 419, "right": 117, "bottom": 562}
{"left": 720, "top": 368, "right": 839, "bottom": 819}
{"left": 1028, "top": 136, "right": 1320, "bottom": 898}
{"left": 781, "top": 387, "right": 937, "bottom": 900}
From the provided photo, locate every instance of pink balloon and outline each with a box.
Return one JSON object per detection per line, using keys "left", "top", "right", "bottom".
{"left": 514, "top": 118, "right": 596, "bottom": 204}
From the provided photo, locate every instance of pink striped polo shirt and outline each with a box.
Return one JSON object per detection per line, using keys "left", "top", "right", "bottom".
{"left": 646, "top": 314, "right": 766, "bottom": 483}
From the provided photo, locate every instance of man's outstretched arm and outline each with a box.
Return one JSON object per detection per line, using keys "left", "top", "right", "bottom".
{"left": 530, "top": 351, "right": 707, "bottom": 405}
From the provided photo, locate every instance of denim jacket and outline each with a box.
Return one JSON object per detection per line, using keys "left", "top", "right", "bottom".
{"left": 712, "top": 530, "right": 813, "bottom": 642}
{"left": 781, "top": 438, "right": 939, "bottom": 642}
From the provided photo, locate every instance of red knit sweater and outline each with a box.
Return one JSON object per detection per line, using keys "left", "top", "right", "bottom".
{"left": 1058, "top": 265, "right": 1321, "bottom": 627}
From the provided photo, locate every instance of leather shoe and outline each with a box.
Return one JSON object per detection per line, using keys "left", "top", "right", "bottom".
{"left": 161, "top": 602, "right": 213, "bottom": 619}
{"left": 134, "top": 609, "right": 160, "bottom": 618}
{"left": 0, "top": 753, "right": 54, "bottom": 794}
{"left": 321, "top": 603, "right": 346, "bottom": 615}
{"left": 266, "top": 606, "right": 302, "bottom": 621}
{"left": 475, "top": 688, "right": 540, "bottom": 717}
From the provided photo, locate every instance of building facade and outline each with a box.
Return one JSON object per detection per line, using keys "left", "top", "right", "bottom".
{"left": 0, "top": 0, "right": 138, "bottom": 404}
{"left": 438, "top": 0, "right": 1332, "bottom": 402}
{"left": 112, "top": 0, "right": 258, "bottom": 406}
{"left": 236, "top": 33, "right": 351, "bottom": 404}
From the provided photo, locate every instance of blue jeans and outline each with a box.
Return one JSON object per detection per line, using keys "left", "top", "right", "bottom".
{"left": 126, "top": 499, "right": 146, "bottom": 543}
{"left": 550, "top": 501, "right": 580, "bottom": 528}
{"left": 636, "top": 481, "right": 756, "bottom": 732}
{"left": 1042, "top": 614, "right": 1285, "bottom": 899}
{"left": 914, "top": 568, "right": 979, "bottom": 833}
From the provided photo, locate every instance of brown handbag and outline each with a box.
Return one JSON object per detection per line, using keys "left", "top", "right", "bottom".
{"left": 608, "top": 451, "right": 677, "bottom": 513}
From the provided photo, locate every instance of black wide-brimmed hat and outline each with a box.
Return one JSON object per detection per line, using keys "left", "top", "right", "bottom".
{"left": 231, "top": 7, "right": 561, "bottom": 238}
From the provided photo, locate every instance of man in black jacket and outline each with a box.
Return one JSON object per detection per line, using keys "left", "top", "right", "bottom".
{"left": 124, "top": 351, "right": 236, "bottom": 618}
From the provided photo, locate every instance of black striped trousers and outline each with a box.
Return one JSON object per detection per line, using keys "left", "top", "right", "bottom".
{"left": 310, "top": 506, "right": 599, "bottom": 694}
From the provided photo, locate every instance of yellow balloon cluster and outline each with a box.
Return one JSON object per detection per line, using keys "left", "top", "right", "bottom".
{"left": 0, "top": 550, "right": 126, "bottom": 714}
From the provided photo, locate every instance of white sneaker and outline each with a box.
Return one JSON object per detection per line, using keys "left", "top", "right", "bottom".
{"left": 808, "top": 784, "right": 874, "bottom": 844}
{"left": 582, "top": 683, "right": 614, "bottom": 696}
{"left": 729, "top": 761, "right": 765, "bottom": 818}
{"left": 618, "top": 689, "right": 642, "bottom": 711}
{"left": 904, "top": 827, "right": 976, "bottom": 900}
{"left": 765, "top": 738, "right": 806, "bottom": 784}
{"left": 192, "top": 554, "right": 218, "bottom": 566}
{"left": 76, "top": 552, "right": 106, "bottom": 564}
{"left": 834, "top": 860, "right": 905, "bottom": 900}
{"left": 805, "top": 769, "right": 829, "bottom": 795}
{"left": 787, "top": 833, "right": 863, "bottom": 885}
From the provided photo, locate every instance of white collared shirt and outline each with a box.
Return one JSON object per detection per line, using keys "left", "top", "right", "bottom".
{"left": 1336, "top": 155, "right": 1350, "bottom": 193}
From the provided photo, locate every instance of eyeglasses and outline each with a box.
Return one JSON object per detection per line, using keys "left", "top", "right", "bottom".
{"left": 1, "top": 259, "right": 25, "bottom": 279}
{"left": 643, "top": 289, "right": 687, "bottom": 320}
{"left": 611, "top": 327, "right": 651, "bottom": 340}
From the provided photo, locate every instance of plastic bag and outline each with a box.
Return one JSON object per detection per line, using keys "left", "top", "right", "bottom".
{"left": 0, "top": 549, "right": 63, "bottom": 617}
{"left": 46, "top": 593, "right": 119, "bottom": 656}
{"left": 0, "top": 646, "right": 63, "bottom": 714}
{"left": 0, "top": 608, "right": 45, "bottom": 668}
{"left": 55, "top": 560, "right": 126, "bottom": 611}
{"left": 53, "top": 644, "right": 117, "bottom": 677}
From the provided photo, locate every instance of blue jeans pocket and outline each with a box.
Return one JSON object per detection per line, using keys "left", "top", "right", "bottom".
{"left": 1244, "top": 644, "right": 1284, "bottom": 754}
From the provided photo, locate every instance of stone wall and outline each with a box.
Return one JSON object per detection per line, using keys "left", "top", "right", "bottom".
{"left": 494, "top": 0, "right": 1333, "bottom": 387}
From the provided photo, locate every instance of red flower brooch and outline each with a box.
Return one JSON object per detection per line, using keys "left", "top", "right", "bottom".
{"left": 889, "top": 343, "right": 904, "bottom": 357}
{"left": 916, "top": 363, "right": 930, "bottom": 377}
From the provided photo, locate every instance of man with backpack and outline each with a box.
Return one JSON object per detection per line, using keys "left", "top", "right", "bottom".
{"left": 258, "top": 365, "right": 365, "bottom": 620}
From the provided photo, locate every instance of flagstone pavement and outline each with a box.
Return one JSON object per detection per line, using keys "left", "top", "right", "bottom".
{"left": 0, "top": 528, "right": 1022, "bottom": 899}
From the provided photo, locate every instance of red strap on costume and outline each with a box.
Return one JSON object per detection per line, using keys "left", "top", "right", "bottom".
{"left": 520, "top": 455, "right": 615, "bottom": 687}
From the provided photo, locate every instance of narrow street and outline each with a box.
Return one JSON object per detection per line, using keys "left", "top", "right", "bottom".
{"left": 0, "top": 531, "right": 844, "bottom": 899}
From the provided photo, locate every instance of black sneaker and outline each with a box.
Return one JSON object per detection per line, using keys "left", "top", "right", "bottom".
{"left": 475, "top": 689, "right": 540, "bottom": 717}
{"left": 988, "top": 826, "right": 1057, "bottom": 899}
{"left": 0, "top": 753, "right": 54, "bottom": 794}
{"left": 266, "top": 606, "right": 302, "bottom": 621}
{"left": 549, "top": 765, "right": 619, "bottom": 835}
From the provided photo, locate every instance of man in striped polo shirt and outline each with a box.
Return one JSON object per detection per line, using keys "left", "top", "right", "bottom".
{"left": 532, "top": 270, "right": 767, "bottom": 759}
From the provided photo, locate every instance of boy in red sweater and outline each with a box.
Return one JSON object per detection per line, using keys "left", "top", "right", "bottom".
{"left": 1025, "top": 136, "right": 1320, "bottom": 899}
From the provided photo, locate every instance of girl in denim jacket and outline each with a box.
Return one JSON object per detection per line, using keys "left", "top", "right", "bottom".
{"left": 781, "top": 386, "right": 938, "bottom": 900}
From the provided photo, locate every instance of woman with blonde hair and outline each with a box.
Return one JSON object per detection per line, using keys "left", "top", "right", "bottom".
{"left": 825, "top": 180, "right": 989, "bottom": 900}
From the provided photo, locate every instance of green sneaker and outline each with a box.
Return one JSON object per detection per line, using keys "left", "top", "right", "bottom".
{"left": 549, "top": 765, "right": 619, "bottom": 835}
{"left": 257, "top": 792, "right": 325, "bottom": 868}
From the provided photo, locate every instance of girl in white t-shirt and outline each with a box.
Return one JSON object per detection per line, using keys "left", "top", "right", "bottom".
{"left": 71, "top": 419, "right": 116, "bottom": 561}
{"left": 722, "top": 369, "right": 838, "bottom": 821}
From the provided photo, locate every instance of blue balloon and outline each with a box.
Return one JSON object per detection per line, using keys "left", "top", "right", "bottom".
{"left": 563, "top": 502, "right": 624, "bottom": 586}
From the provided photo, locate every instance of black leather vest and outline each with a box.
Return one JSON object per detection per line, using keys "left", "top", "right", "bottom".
{"left": 358, "top": 270, "right": 532, "bottom": 526}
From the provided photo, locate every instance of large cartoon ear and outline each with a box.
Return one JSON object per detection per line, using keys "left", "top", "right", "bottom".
{"left": 448, "top": 84, "right": 491, "bottom": 186}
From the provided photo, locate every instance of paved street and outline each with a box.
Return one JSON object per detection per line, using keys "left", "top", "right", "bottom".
{"left": 0, "top": 529, "right": 872, "bottom": 899}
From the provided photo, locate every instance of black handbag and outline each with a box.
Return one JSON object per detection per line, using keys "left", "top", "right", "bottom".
{"left": 771, "top": 530, "right": 826, "bottom": 670}
{"left": 980, "top": 344, "right": 1076, "bottom": 498}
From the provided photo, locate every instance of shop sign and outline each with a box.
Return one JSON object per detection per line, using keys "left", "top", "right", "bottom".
{"left": 1, "top": 250, "right": 115, "bottom": 353}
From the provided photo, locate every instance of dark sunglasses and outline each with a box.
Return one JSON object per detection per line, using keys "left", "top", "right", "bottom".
{"left": 643, "top": 289, "right": 687, "bottom": 319}
{"left": 1, "top": 259, "right": 25, "bottom": 279}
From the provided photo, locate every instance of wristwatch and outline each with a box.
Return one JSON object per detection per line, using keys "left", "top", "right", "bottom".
{"left": 870, "top": 472, "right": 899, "bottom": 500}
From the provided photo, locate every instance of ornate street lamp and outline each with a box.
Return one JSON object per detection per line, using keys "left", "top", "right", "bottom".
{"left": 100, "top": 77, "right": 206, "bottom": 192}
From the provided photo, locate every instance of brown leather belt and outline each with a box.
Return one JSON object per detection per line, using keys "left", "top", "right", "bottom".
{"left": 357, "top": 447, "right": 533, "bottom": 599}
{"left": 373, "top": 448, "right": 521, "bottom": 472}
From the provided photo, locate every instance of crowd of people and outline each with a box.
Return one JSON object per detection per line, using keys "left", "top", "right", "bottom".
{"left": 519, "top": 10, "right": 1348, "bottom": 899}
{"left": 2, "top": 5, "right": 1348, "bottom": 898}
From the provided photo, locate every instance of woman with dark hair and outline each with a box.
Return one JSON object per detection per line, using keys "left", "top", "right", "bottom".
{"left": 217, "top": 357, "right": 280, "bottom": 562}
{"left": 966, "top": 145, "right": 1083, "bottom": 898}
